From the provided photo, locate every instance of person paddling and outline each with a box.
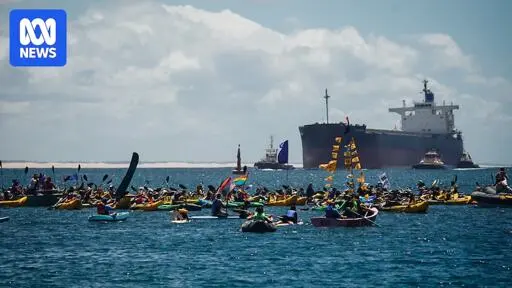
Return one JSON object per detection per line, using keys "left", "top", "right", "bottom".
{"left": 248, "top": 206, "right": 272, "bottom": 223}
{"left": 325, "top": 200, "right": 342, "bottom": 219}
{"left": 279, "top": 204, "right": 298, "bottom": 224}
{"left": 172, "top": 208, "right": 189, "bottom": 221}
{"left": 211, "top": 193, "right": 228, "bottom": 217}
{"left": 97, "top": 198, "right": 114, "bottom": 215}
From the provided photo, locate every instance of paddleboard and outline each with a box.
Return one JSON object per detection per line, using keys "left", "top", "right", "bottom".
{"left": 114, "top": 152, "right": 139, "bottom": 201}
{"left": 189, "top": 215, "right": 241, "bottom": 219}
{"left": 0, "top": 216, "right": 10, "bottom": 223}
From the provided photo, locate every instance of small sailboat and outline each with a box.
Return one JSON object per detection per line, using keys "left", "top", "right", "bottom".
{"left": 232, "top": 144, "right": 246, "bottom": 175}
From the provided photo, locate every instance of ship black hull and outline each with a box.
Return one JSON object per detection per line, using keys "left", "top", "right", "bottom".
{"left": 299, "top": 123, "right": 464, "bottom": 169}
{"left": 254, "top": 162, "right": 294, "bottom": 170}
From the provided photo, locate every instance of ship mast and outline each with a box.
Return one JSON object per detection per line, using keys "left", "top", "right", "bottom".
{"left": 324, "top": 89, "right": 330, "bottom": 124}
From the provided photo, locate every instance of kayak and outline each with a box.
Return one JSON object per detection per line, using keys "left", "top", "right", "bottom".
{"left": 445, "top": 195, "right": 472, "bottom": 205}
{"left": 54, "top": 199, "right": 82, "bottom": 210}
{"left": 131, "top": 200, "right": 163, "bottom": 211}
{"left": 296, "top": 197, "right": 307, "bottom": 206}
{"left": 241, "top": 220, "right": 277, "bottom": 233}
{"left": 231, "top": 201, "right": 264, "bottom": 207}
{"left": 189, "top": 215, "right": 241, "bottom": 219}
{"left": 88, "top": 212, "right": 130, "bottom": 222}
{"left": 267, "top": 195, "right": 297, "bottom": 207}
{"left": 157, "top": 203, "right": 202, "bottom": 211}
{"left": 380, "top": 201, "right": 428, "bottom": 213}
{"left": 26, "top": 194, "right": 60, "bottom": 207}
{"left": 471, "top": 191, "right": 512, "bottom": 207}
{"left": 0, "top": 196, "right": 28, "bottom": 208}
{"left": 311, "top": 207, "right": 378, "bottom": 228}
{"left": 0, "top": 216, "right": 9, "bottom": 223}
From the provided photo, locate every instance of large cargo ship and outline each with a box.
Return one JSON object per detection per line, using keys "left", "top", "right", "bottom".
{"left": 299, "top": 80, "right": 464, "bottom": 169}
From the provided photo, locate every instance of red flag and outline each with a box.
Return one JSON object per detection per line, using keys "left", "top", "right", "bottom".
{"left": 216, "top": 176, "right": 231, "bottom": 193}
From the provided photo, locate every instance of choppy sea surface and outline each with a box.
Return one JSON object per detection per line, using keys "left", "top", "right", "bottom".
{"left": 1, "top": 167, "right": 511, "bottom": 287}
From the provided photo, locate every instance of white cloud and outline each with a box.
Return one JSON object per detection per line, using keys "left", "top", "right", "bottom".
{"left": 0, "top": 2, "right": 510, "bottom": 165}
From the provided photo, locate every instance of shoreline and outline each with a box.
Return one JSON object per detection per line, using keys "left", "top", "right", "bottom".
{"left": 0, "top": 161, "right": 304, "bottom": 169}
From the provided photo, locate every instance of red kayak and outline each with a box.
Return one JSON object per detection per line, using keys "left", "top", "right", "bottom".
{"left": 310, "top": 207, "right": 378, "bottom": 228}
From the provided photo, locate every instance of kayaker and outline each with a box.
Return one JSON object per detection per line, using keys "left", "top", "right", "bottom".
{"left": 173, "top": 208, "right": 189, "bottom": 221}
{"left": 279, "top": 204, "right": 298, "bottom": 224}
{"left": 495, "top": 168, "right": 512, "bottom": 193}
{"left": 211, "top": 193, "right": 228, "bottom": 217}
{"left": 248, "top": 206, "right": 272, "bottom": 223}
{"left": 97, "top": 199, "right": 114, "bottom": 215}
{"left": 325, "top": 200, "right": 342, "bottom": 219}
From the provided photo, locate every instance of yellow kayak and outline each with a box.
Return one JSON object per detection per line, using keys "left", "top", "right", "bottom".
{"left": 296, "top": 197, "right": 307, "bottom": 206}
{"left": 445, "top": 195, "right": 472, "bottom": 205}
{"left": 380, "top": 201, "right": 428, "bottom": 213}
{"left": 131, "top": 200, "right": 163, "bottom": 211}
{"left": 0, "top": 196, "right": 28, "bottom": 208}
{"left": 55, "top": 199, "right": 82, "bottom": 210}
{"left": 267, "top": 195, "right": 298, "bottom": 206}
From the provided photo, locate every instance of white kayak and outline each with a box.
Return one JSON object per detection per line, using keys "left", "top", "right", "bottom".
{"left": 88, "top": 212, "right": 130, "bottom": 222}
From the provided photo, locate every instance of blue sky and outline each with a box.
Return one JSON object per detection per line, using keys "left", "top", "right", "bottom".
{"left": 0, "top": 0, "right": 510, "bottom": 164}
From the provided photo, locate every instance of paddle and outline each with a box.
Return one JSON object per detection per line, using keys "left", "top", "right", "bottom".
{"left": 76, "top": 164, "right": 81, "bottom": 185}
{"left": 351, "top": 209, "right": 380, "bottom": 227}
{"left": 51, "top": 165, "right": 57, "bottom": 189}
{"left": 24, "top": 166, "right": 29, "bottom": 186}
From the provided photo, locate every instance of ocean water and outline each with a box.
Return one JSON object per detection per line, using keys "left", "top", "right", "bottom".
{"left": 1, "top": 167, "right": 512, "bottom": 287}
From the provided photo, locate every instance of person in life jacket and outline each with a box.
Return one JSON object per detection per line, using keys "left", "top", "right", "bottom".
{"left": 248, "top": 206, "right": 272, "bottom": 223}
{"left": 325, "top": 200, "right": 342, "bottom": 219}
{"left": 495, "top": 168, "right": 512, "bottom": 193}
{"left": 279, "top": 204, "right": 298, "bottom": 224}
{"left": 211, "top": 193, "right": 228, "bottom": 217}
{"left": 97, "top": 198, "right": 114, "bottom": 215}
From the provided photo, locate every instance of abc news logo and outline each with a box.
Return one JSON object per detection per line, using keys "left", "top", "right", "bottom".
{"left": 10, "top": 9, "right": 67, "bottom": 67}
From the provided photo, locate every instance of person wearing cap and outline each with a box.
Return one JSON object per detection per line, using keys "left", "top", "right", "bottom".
{"left": 325, "top": 200, "right": 342, "bottom": 219}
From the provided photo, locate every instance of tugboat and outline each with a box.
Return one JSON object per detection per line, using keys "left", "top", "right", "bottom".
{"left": 456, "top": 151, "right": 479, "bottom": 168}
{"left": 412, "top": 149, "right": 446, "bottom": 169}
{"left": 254, "top": 136, "right": 294, "bottom": 170}
{"left": 232, "top": 144, "right": 247, "bottom": 175}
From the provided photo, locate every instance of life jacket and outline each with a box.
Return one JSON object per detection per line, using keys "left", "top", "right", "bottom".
{"left": 97, "top": 203, "right": 106, "bottom": 215}
{"left": 286, "top": 210, "right": 296, "bottom": 218}
{"left": 252, "top": 212, "right": 267, "bottom": 221}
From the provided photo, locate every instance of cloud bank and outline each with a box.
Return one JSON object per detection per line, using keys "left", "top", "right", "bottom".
{"left": 0, "top": 1, "right": 510, "bottom": 164}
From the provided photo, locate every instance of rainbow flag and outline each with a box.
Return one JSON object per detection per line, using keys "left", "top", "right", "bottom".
{"left": 233, "top": 175, "right": 248, "bottom": 186}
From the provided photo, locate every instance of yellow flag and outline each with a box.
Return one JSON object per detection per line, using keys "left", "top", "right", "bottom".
{"left": 354, "top": 163, "right": 362, "bottom": 170}
{"left": 350, "top": 143, "right": 356, "bottom": 150}
{"left": 331, "top": 152, "right": 338, "bottom": 159}
{"left": 319, "top": 163, "right": 328, "bottom": 169}
{"left": 332, "top": 145, "right": 340, "bottom": 152}
{"left": 335, "top": 137, "right": 342, "bottom": 143}
{"left": 343, "top": 151, "right": 351, "bottom": 157}
{"left": 344, "top": 159, "right": 351, "bottom": 166}
{"left": 352, "top": 157, "right": 360, "bottom": 163}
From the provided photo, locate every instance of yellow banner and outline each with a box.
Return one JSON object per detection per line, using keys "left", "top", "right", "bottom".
{"left": 331, "top": 152, "right": 338, "bottom": 159}
{"left": 335, "top": 137, "right": 342, "bottom": 143}
{"left": 332, "top": 145, "right": 340, "bottom": 152}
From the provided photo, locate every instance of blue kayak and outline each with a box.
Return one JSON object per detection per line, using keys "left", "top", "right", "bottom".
{"left": 0, "top": 216, "right": 9, "bottom": 223}
{"left": 88, "top": 212, "right": 130, "bottom": 222}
